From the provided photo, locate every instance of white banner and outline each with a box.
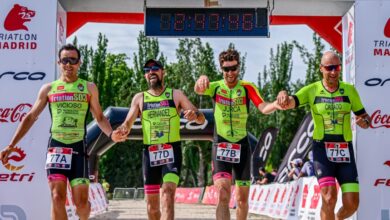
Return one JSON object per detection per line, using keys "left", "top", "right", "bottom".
{"left": 0, "top": 0, "right": 57, "bottom": 219}
{"left": 353, "top": 1, "right": 390, "bottom": 220}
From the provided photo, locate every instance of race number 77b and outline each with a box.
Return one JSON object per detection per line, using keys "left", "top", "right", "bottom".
{"left": 216, "top": 142, "right": 241, "bottom": 163}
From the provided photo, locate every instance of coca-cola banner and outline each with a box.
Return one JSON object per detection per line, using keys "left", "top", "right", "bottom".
{"left": 251, "top": 127, "right": 279, "bottom": 181}
{"left": 351, "top": 1, "right": 390, "bottom": 219}
{"left": 274, "top": 113, "right": 314, "bottom": 183}
{"left": 0, "top": 0, "right": 57, "bottom": 219}
{"left": 248, "top": 177, "right": 352, "bottom": 220}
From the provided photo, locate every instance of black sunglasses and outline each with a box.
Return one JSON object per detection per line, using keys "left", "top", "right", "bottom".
{"left": 222, "top": 65, "right": 238, "bottom": 72}
{"left": 144, "top": 66, "right": 161, "bottom": 73}
{"left": 321, "top": 64, "right": 341, "bottom": 72}
{"left": 60, "top": 57, "right": 79, "bottom": 65}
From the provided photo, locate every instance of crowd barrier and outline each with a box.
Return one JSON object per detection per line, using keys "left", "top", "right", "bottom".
{"left": 248, "top": 177, "right": 353, "bottom": 220}
{"left": 66, "top": 183, "right": 108, "bottom": 220}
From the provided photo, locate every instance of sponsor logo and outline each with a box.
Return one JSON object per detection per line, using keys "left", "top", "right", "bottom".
{"left": 144, "top": 100, "right": 170, "bottom": 110}
{"left": 4, "top": 4, "right": 35, "bottom": 31}
{"left": 373, "top": 160, "right": 390, "bottom": 187}
{"left": 0, "top": 205, "right": 26, "bottom": 220}
{"left": 347, "top": 21, "right": 354, "bottom": 47}
{"left": 131, "top": 117, "right": 209, "bottom": 130}
{"left": 259, "top": 131, "right": 273, "bottom": 161}
{"left": 237, "top": 89, "right": 242, "bottom": 96}
{"left": 0, "top": 146, "right": 35, "bottom": 182}
{"left": 370, "top": 110, "right": 390, "bottom": 129}
{"left": 365, "top": 77, "right": 390, "bottom": 87}
{"left": 373, "top": 18, "right": 390, "bottom": 56}
{"left": 77, "top": 83, "right": 84, "bottom": 91}
{"left": 0, "top": 71, "right": 45, "bottom": 80}
{"left": 0, "top": 4, "right": 38, "bottom": 50}
{"left": 0, "top": 103, "right": 32, "bottom": 123}
{"left": 48, "top": 93, "right": 88, "bottom": 103}
{"left": 385, "top": 18, "right": 390, "bottom": 38}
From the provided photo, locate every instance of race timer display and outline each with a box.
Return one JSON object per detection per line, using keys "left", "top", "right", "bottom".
{"left": 145, "top": 8, "right": 269, "bottom": 37}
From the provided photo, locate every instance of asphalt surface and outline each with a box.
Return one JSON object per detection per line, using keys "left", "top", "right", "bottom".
{"left": 91, "top": 200, "right": 275, "bottom": 220}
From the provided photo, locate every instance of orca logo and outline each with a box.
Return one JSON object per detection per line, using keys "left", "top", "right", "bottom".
{"left": 259, "top": 132, "right": 273, "bottom": 161}
{"left": 0, "top": 71, "right": 46, "bottom": 80}
{"left": 365, "top": 78, "right": 390, "bottom": 87}
{"left": 0, "top": 205, "right": 26, "bottom": 220}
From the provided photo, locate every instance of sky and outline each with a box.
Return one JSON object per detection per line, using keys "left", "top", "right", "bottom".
{"left": 68, "top": 23, "right": 331, "bottom": 84}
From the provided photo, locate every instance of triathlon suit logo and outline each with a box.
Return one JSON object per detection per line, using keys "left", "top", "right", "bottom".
{"left": 4, "top": 4, "right": 36, "bottom": 31}
{"left": 385, "top": 18, "right": 390, "bottom": 38}
{"left": 1, "top": 146, "right": 26, "bottom": 171}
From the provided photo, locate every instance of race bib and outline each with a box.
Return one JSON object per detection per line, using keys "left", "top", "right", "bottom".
{"left": 216, "top": 142, "right": 241, "bottom": 163}
{"left": 325, "top": 142, "right": 350, "bottom": 163}
{"left": 148, "top": 144, "right": 174, "bottom": 167}
{"left": 45, "top": 147, "right": 73, "bottom": 170}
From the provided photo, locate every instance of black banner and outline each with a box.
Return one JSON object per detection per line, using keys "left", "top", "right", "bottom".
{"left": 274, "top": 113, "right": 314, "bottom": 183}
{"left": 251, "top": 127, "right": 279, "bottom": 181}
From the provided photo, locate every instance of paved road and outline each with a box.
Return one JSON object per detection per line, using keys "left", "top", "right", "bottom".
{"left": 91, "top": 200, "right": 274, "bottom": 220}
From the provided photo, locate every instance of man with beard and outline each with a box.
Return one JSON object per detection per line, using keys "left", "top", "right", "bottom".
{"left": 114, "top": 59, "right": 205, "bottom": 220}
{"left": 194, "top": 49, "right": 280, "bottom": 220}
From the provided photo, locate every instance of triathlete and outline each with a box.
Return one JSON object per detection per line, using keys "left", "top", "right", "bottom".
{"left": 0, "top": 44, "right": 120, "bottom": 220}
{"left": 114, "top": 59, "right": 205, "bottom": 220}
{"left": 194, "top": 49, "right": 279, "bottom": 220}
{"left": 276, "top": 51, "right": 371, "bottom": 220}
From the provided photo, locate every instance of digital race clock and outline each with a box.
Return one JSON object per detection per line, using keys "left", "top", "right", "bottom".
{"left": 145, "top": 8, "right": 269, "bottom": 37}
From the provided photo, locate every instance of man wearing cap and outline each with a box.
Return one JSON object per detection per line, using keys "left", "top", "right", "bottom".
{"left": 115, "top": 59, "right": 205, "bottom": 220}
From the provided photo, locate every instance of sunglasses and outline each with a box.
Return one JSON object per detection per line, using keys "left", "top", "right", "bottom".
{"left": 60, "top": 57, "right": 79, "bottom": 65}
{"left": 144, "top": 66, "right": 161, "bottom": 73}
{"left": 321, "top": 64, "right": 341, "bottom": 71}
{"left": 222, "top": 65, "right": 238, "bottom": 72}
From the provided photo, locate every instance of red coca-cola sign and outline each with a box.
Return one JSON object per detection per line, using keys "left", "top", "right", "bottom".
{"left": 0, "top": 103, "right": 32, "bottom": 123}
{"left": 370, "top": 110, "right": 390, "bottom": 128}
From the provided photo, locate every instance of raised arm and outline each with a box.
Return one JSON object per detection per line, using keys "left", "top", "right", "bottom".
{"left": 88, "top": 82, "right": 114, "bottom": 139}
{"left": 0, "top": 83, "right": 50, "bottom": 162}
{"left": 174, "top": 90, "right": 205, "bottom": 124}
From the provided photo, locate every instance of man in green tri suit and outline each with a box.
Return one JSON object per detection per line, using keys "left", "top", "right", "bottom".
{"left": 276, "top": 51, "right": 371, "bottom": 220}
{"left": 0, "top": 44, "right": 120, "bottom": 220}
{"left": 114, "top": 59, "right": 205, "bottom": 220}
{"left": 194, "top": 49, "right": 279, "bottom": 220}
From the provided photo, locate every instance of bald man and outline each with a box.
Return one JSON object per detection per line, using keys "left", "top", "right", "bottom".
{"left": 275, "top": 51, "right": 370, "bottom": 220}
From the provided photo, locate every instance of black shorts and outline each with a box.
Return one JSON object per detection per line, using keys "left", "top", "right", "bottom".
{"left": 46, "top": 138, "right": 89, "bottom": 185}
{"left": 313, "top": 140, "right": 358, "bottom": 187}
{"left": 212, "top": 136, "right": 251, "bottom": 183}
{"left": 142, "top": 141, "right": 182, "bottom": 186}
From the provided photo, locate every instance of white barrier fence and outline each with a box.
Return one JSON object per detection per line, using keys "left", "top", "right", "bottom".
{"left": 65, "top": 183, "right": 108, "bottom": 220}
{"left": 248, "top": 177, "right": 353, "bottom": 220}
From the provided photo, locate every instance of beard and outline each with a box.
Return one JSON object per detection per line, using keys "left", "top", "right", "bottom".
{"left": 148, "top": 77, "right": 163, "bottom": 90}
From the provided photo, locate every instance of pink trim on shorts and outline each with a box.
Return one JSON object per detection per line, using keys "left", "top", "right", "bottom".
{"left": 213, "top": 172, "right": 232, "bottom": 182}
{"left": 318, "top": 176, "right": 336, "bottom": 188}
{"left": 145, "top": 184, "right": 160, "bottom": 195}
{"left": 47, "top": 174, "right": 67, "bottom": 182}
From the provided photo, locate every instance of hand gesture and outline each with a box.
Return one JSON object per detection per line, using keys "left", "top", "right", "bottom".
{"left": 183, "top": 109, "right": 198, "bottom": 121}
{"left": 112, "top": 125, "right": 130, "bottom": 142}
{"left": 277, "top": 90, "right": 290, "bottom": 108}
{"left": 196, "top": 75, "right": 210, "bottom": 92}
